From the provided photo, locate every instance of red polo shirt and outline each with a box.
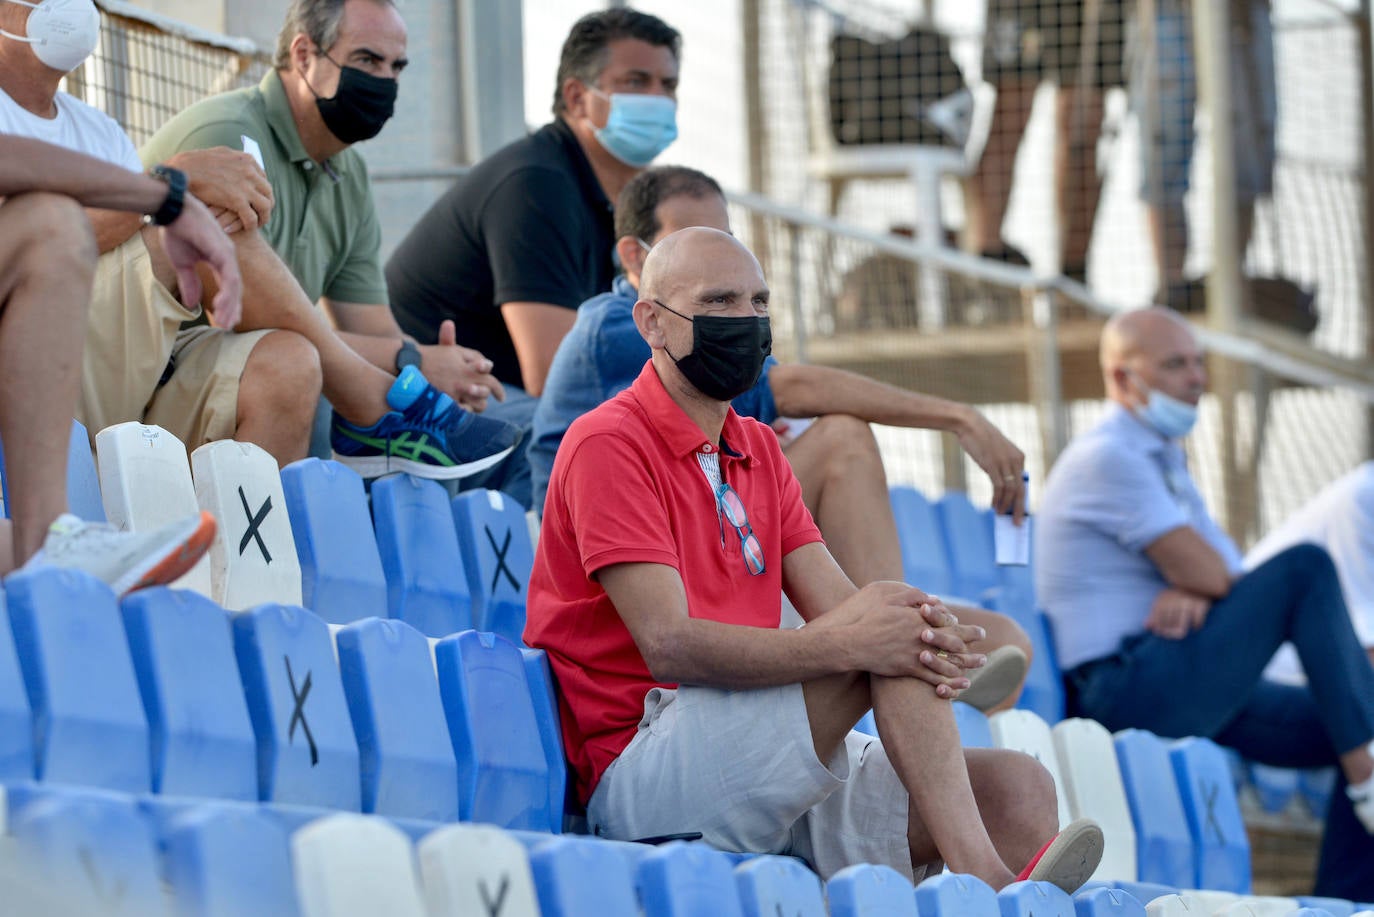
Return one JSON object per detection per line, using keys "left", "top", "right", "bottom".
{"left": 524, "top": 361, "right": 823, "bottom": 802}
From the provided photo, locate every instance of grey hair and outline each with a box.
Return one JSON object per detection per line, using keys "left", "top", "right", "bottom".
{"left": 272, "top": 0, "right": 395, "bottom": 69}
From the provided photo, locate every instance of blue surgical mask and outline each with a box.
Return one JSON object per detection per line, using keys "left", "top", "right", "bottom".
{"left": 591, "top": 90, "right": 678, "bottom": 167}
{"left": 1134, "top": 380, "right": 1198, "bottom": 439}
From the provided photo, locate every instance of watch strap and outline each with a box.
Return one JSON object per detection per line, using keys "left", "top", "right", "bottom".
{"left": 146, "top": 165, "right": 187, "bottom": 226}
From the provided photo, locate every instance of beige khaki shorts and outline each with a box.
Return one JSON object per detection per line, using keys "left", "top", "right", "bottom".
{"left": 586, "top": 682, "right": 915, "bottom": 880}
{"left": 81, "top": 234, "right": 269, "bottom": 449}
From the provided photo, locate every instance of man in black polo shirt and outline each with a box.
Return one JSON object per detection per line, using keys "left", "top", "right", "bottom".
{"left": 385, "top": 8, "right": 681, "bottom": 509}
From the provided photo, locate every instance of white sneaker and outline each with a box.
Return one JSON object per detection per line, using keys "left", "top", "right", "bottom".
{"left": 22, "top": 512, "right": 216, "bottom": 596}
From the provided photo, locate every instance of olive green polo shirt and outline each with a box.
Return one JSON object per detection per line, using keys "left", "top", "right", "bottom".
{"left": 140, "top": 70, "right": 387, "bottom": 306}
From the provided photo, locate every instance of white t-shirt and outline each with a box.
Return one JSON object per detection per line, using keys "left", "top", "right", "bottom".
{"left": 0, "top": 86, "right": 141, "bottom": 171}
{"left": 1247, "top": 462, "right": 1374, "bottom": 683}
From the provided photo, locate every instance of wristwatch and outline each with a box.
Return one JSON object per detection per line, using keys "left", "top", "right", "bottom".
{"left": 395, "top": 339, "right": 422, "bottom": 373}
{"left": 144, "top": 165, "right": 187, "bottom": 226}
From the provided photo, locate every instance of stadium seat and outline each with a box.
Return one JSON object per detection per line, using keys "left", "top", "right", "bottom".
{"left": 121, "top": 587, "right": 257, "bottom": 799}
{"left": 520, "top": 647, "right": 568, "bottom": 834}
{"left": 5, "top": 567, "right": 149, "bottom": 792}
{"left": 451, "top": 489, "right": 534, "bottom": 645}
{"left": 1292, "top": 910, "right": 1340, "bottom": 917}
{"left": 371, "top": 473, "right": 473, "bottom": 637}
{"left": 637, "top": 841, "right": 745, "bottom": 917}
{"left": 982, "top": 598, "right": 1065, "bottom": 724}
{"left": 281, "top": 458, "right": 388, "bottom": 625}
{"left": 1112, "top": 730, "right": 1194, "bottom": 888}
{"left": 66, "top": 418, "right": 106, "bottom": 521}
{"left": 1298, "top": 898, "right": 1358, "bottom": 916}
{"left": 1248, "top": 761, "right": 1299, "bottom": 813}
{"left": 1176, "top": 890, "right": 1242, "bottom": 912}
{"left": 192, "top": 440, "right": 303, "bottom": 610}
{"left": 1210, "top": 900, "right": 1302, "bottom": 917}
{"left": 912, "top": 872, "right": 1000, "bottom": 916}
{"left": 8, "top": 789, "right": 168, "bottom": 915}
{"left": 161, "top": 803, "right": 300, "bottom": 917}
{"left": 734, "top": 855, "right": 826, "bottom": 917}
{"left": 335, "top": 617, "right": 459, "bottom": 821}
{"left": 888, "top": 485, "right": 954, "bottom": 596}
{"left": 1074, "top": 886, "right": 1147, "bottom": 916}
{"left": 291, "top": 813, "right": 427, "bottom": 917}
{"left": 1298, "top": 767, "right": 1336, "bottom": 817}
{"left": 418, "top": 823, "right": 541, "bottom": 917}
{"left": 1143, "top": 894, "right": 1198, "bottom": 916}
{"left": 953, "top": 700, "right": 993, "bottom": 748}
{"left": 95, "top": 421, "right": 211, "bottom": 594}
{"left": 999, "top": 879, "right": 1076, "bottom": 916}
{"left": 826, "top": 863, "right": 916, "bottom": 917}
{"left": 527, "top": 835, "right": 640, "bottom": 917}
{"left": 936, "top": 491, "right": 999, "bottom": 600}
{"left": 1052, "top": 718, "right": 1138, "bottom": 882}
{"left": 1111, "top": 882, "right": 1178, "bottom": 906}
{"left": 0, "top": 596, "right": 34, "bottom": 782}
{"left": 435, "top": 630, "right": 552, "bottom": 830}
{"left": 988, "top": 708, "right": 1071, "bottom": 828}
{"left": 233, "top": 603, "right": 361, "bottom": 810}
{"left": 1168, "top": 737, "right": 1250, "bottom": 893}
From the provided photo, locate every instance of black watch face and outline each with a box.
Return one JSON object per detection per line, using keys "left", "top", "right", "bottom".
{"left": 397, "top": 344, "right": 422, "bottom": 370}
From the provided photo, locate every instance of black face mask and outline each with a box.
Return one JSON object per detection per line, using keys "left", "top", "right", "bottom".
{"left": 310, "top": 56, "right": 398, "bottom": 144}
{"left": 656, "top": 300, "right": 772, "bottom": 402}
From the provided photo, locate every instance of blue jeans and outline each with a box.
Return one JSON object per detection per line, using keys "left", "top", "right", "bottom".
{"left": 455, "top": 384, "right": 537, "bottom": 512}
{"left": 1066, "top": 544, "right": 1374, "bottom": 899}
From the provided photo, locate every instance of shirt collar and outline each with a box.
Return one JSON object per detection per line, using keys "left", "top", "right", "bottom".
{"left": 612, "top": 274, "right": 638, "bottom": 299}
{"left": 261, "top": 69, "right": 345, "bottom": 179}
{"left": 629, "top": 361, "right": 753, "bottom": 464}
{"left": 1104, "top": 402, "right": 1182, "bottom": 459}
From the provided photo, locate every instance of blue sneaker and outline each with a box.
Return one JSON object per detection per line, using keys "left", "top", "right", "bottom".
{"left": 330, "top": 366, "right": 521, "bottom": 480}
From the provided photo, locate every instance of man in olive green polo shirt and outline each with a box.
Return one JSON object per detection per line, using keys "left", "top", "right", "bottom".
{"left": 84, "top": 0, "right": 518, "bottom": 477}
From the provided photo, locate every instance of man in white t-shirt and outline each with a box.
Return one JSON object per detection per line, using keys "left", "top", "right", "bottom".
{"left": 1249, "top": 463, "right": 1374, "bottom": 682}
{"left": 0, "top": 0, "right": 320, "bottom": 460}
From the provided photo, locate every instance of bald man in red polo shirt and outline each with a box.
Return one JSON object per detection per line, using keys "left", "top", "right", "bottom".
{"left": 524, "top": 228, "right": 1102, "bottom": 890}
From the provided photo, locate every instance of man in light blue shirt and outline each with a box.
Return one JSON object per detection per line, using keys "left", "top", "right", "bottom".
{"left": 531, "top": 166, "right": 1037, "bottom": 712}
{"left": 1036, "top": 306, "right": 1374, "bottom": 899}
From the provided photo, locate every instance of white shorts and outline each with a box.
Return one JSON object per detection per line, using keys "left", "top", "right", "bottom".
{"left": 586, "top": 682, "right": 915, "bottom": 880}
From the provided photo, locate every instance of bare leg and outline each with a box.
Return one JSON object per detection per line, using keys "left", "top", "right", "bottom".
{"left": 235, "top": 330, "right": 323, "bottom": 467}
{"left": 785, "top": 415, "right": 1031, "bottom": 710}
{"left": 965, "top": 79, "right": 1038, "bottom": 254}
{"left": 802, "top": 669, "right": 1055, "bottom": 887}
{"left": 0, "top": 193, "right": 97, "bottom": 566}
{"left": 143, "top": 225, "right": 392, "bottom": 426}
{"left": 1055, "top": 86, "right": 1106, "bottom": 272}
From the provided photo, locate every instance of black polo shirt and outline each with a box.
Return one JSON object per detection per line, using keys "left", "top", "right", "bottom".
{"left": 386, "top": 119, "right": 616, "bottom": 389}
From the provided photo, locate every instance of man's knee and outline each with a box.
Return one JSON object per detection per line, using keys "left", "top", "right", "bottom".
{"left": 801, "top": 414, "right": 880, "bottom": 464}
{"left": 970, "top": 747, "right": 1058, "bottom": 834}
{"left": 2, "top": 192, "right": 97, "bottom": 282}
{"left": 239, "top": 330, "right": 322, "bottom": 421}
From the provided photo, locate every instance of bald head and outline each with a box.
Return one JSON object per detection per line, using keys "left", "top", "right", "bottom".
{"left": 1101, "top": 307, "right": 1207, "bottom": 408}
{"left": 639, "top": 226, "right": 763, "bottom": 304}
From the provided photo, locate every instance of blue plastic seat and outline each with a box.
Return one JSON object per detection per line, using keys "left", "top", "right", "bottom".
{"left": 281, "top": 458, "right": 388, "bottom": 625}
{"left": 9, "top": 788, "right": 167, "bottom": 915}
{"left": 121, "top": 587, "right": 257, "bottom": 800}
{"left": 1168, "top": 737, "right": 1250, "bottom": 893}
{"left": 5, "top": 567, "right": 149, "bottom": 792}
{"left": 1299, "top": 767, "right": 1337, "bottom": 817}
{"left": 998, "top": 879, "right": 1076, "bottom": 916}
{"left": 160, "top": 803, "right": 300, "bottom": 917}
{"left": 1110, "top": 881, "right": 1177, "bottom": 907}
{"left": 1298, "top": 897, "right": 1357, "bottom": 916}
{"left": 826, "top": 863, "right": 916, "bottom": 917}
{"left": 436, "top": 630, "right": 552, "bottom": 830}
{"left": 980, "top": 598, "right": 1065, "bottom": 724}
{"left": 521, "top": 647, "right": 568, "bottom": 834}
{"left": 232, "top": 603, "right": 360, "bottom": 810}
{"left": 451, "top": 489, "right": 534, "bottom": 644}
{"left": 1112, "top": 729, "right": 1194, "bottom": 888}
{"left": 1, "top": 419, "right": 106, "bottom": 522}
{"left": 371, "top": 473, "right": 473, "bottom": 637}
{"left": 1073, "top": 886, "right": 1147, "bottom": 916}
{"left": 936, "top": 492, "right": 999, "bottom": 600}
{"left": 528, "top": 836, "right": 640, "bottom": 917}
{"left": 637, "top": 841, "right": 745, "bottom": 917}
{"left": 953, "top": 701, "right": 993, "bottom": 747}
{"left": 0, "top": 595, "right": 34, "bottom": 782}
{"left": 913, "top": 872, "right": 999, "bottom": 916}
{"left": 888, "top": 486, "right": 954, "bottom": 597}
{"left": 1248, "top": 761, "right": 1299, "bottom": 813}
{"left": 734, "top": 855, "right": 826, "bottom": 917}
{"left": 335, "top": 616, "right": 459, "bottom": 821}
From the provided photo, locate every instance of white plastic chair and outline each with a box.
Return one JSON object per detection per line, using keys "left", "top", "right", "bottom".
{"left": 291, "top": 813, "right": 426, "bottom": 917}
{"left": 989, "top": 708, "right": 1072, "bottom": 828}
{"left": 1053, "top": 717, "right": 1138, "bottom": 883}
{"left": 418, "top": 823, "right": 540, "bottom": 917}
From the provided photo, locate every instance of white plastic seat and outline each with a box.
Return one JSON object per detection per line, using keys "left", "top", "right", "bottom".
{"left": 192, "top": 440, "right": 302, "bottom": 609}
{"left": 418, "top": 823, "right": 540, "bottom": 917}
{"left": 95, "top": 421, "right": 211, "bottom": 594}
{"left": 988, "top": 708, "right": 1071, "bottom": 828}
{"left": 1052, "top": 718, "right": 1138, "bottom": 883}
{"left": 291, "top": 813, "right": 426, "bottom": 917}
{"left": 1213, "top": 898, "right": 1302, "bottom": 916}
